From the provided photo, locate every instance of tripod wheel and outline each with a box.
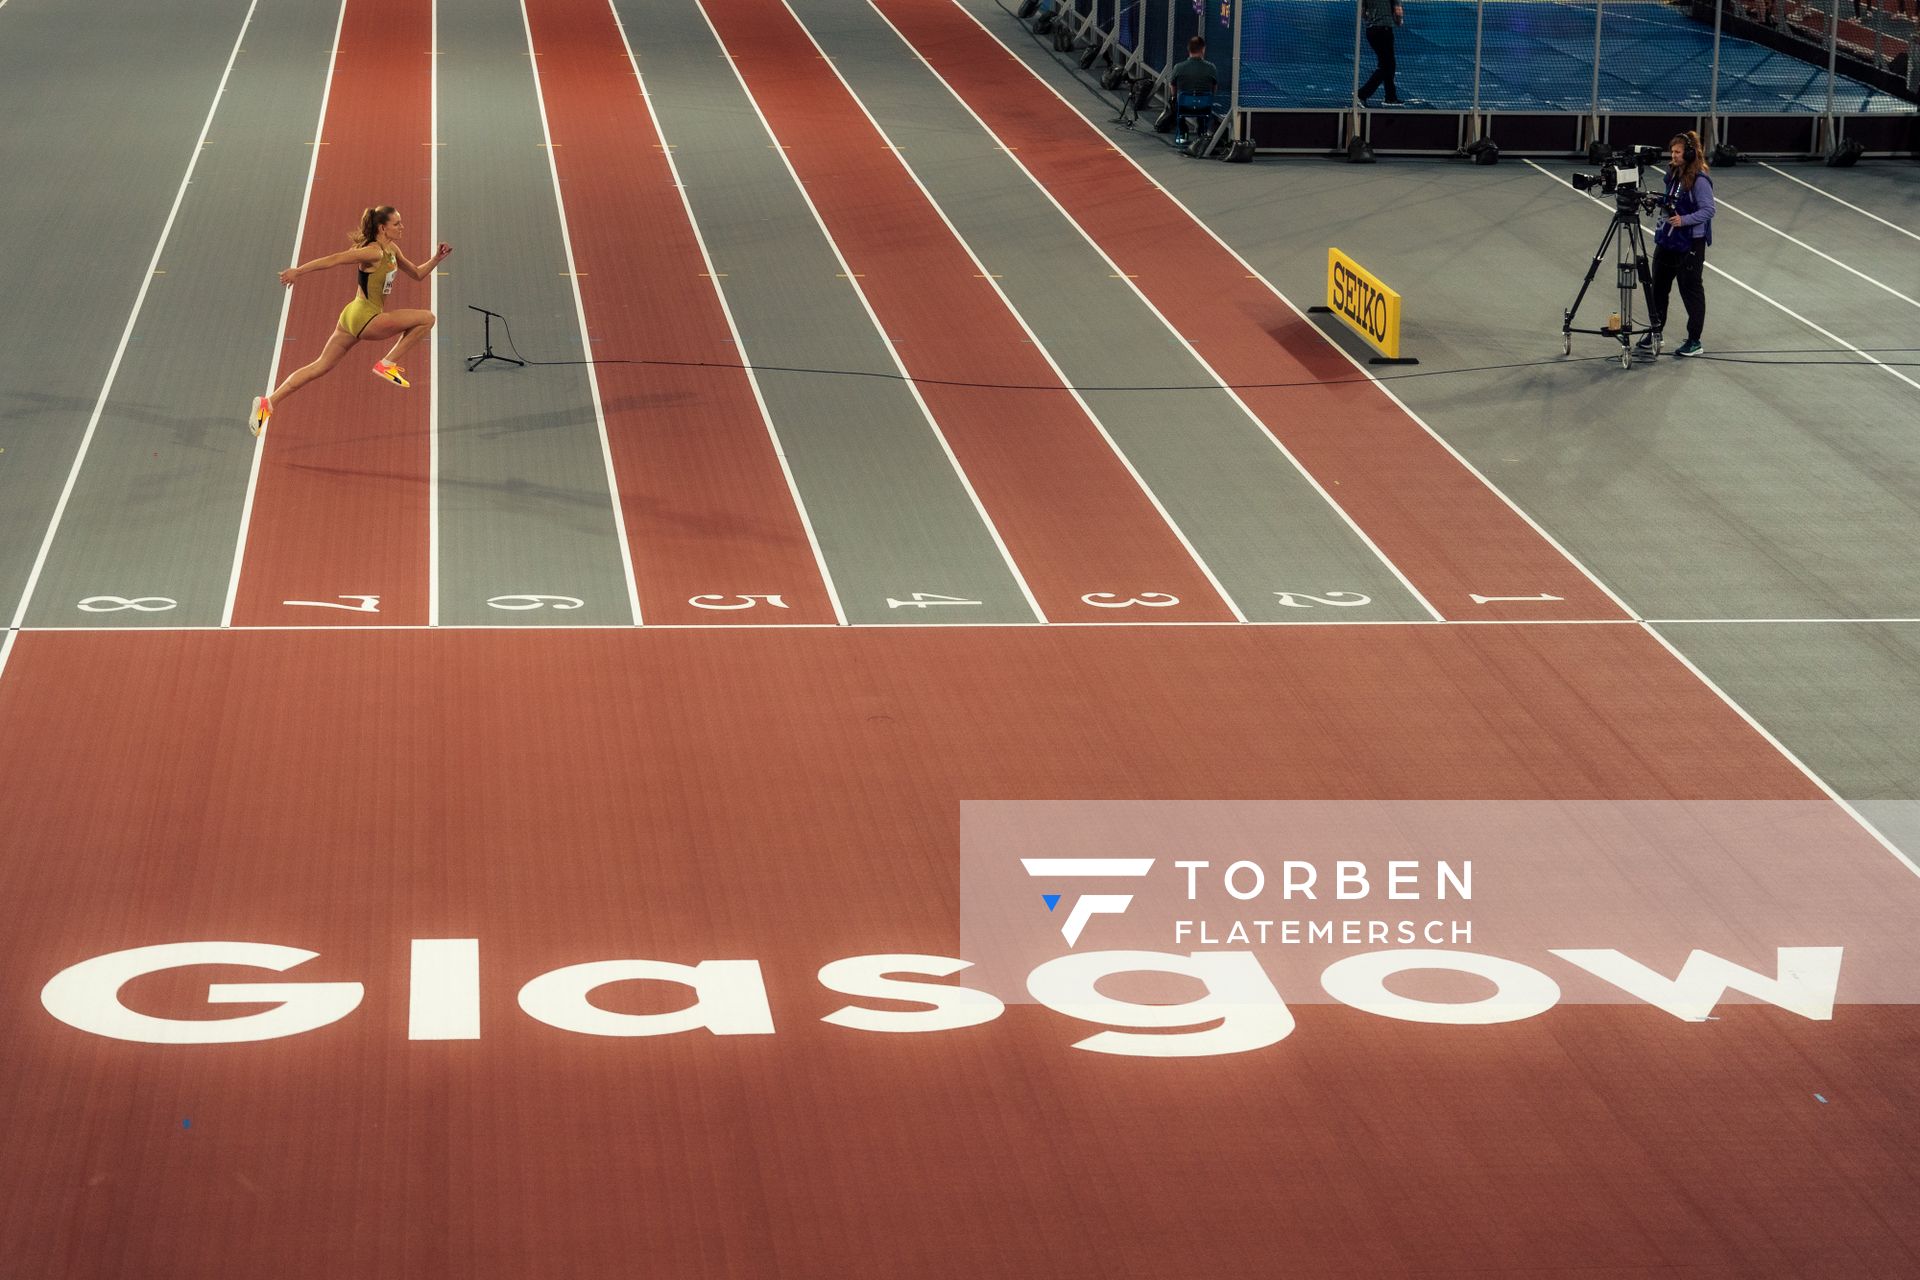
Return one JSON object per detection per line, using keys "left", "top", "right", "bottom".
{"left": 1620, "top": 346, "right": 1632, "bottom": 370}
{"left": 1562, "top": 333, "right": 1572, "bottom": 356}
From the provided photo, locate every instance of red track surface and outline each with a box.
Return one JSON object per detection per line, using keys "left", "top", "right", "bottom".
{"left": 233, "top": 0, "right": 433, "bottom": 627}
{"left": 874, "top": 0, "right": 1629, "bottom": 623}
{"left": 11, "top": 4, "right": 1919, "bottom": 1276}
{"left": 707, "top": 0, "right": 1237, "bottom": 623}
{"left": 3, "top": 626, "right": 1919, "bottom": 1276}
{"left": 525, "top": 0, "right": 839, "bottom": 626}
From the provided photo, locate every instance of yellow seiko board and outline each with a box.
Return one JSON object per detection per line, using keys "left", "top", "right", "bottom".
{"left": 1326, "top": 248, "right": 1404, "bottom": 361}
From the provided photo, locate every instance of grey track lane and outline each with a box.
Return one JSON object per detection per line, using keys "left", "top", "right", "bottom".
{"left": 1657, "top": 621, "right": 1920, "bottom": 868}
{"left": 0, "top": 0, "right": 256, "bottom": 625}
{"left": 435, "top": 0, "right": 632, "bottom": 627}
{"left": 615, "top": 0, "right": 1036, "bottom": 625}
{"left": 787, "top": 0, "right": 1432, "bottom": 623}
{"left": 964, "top": 1, "right": 1920, "bottom": 622}
{"left": 1717, "top": 166, "right": 1920, "bottom": 299}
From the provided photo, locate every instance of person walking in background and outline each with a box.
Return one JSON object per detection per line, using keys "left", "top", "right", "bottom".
{"left": 1639, "top": 131, "right": 1715, "bottom": 358}
{"left": 1357, "top": 0, "right": 1405, "bottom": 107}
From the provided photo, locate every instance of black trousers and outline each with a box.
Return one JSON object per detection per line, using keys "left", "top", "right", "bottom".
{"left": 1358, "top": 26, "right": 1397, "bottom": 101}
{"left": 1648, "top": 242, "right": 1707, "bottom": 341}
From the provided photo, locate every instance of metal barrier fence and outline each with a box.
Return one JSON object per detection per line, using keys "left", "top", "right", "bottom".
{"left": 1035, "top": 0, "right": 1916, "bottom": 152}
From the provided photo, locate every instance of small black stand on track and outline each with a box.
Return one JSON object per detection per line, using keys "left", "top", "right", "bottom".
{"left": 466, "top": 305, "right": 525, "bottom": 372}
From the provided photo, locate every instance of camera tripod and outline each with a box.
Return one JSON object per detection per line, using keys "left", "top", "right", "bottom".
{"left": 1562, "top": 200, "right": 1658, "bottom": 370}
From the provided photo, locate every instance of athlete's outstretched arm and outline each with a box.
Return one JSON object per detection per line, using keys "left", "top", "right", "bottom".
{"left": 394, "top": 242, "right": 454, "bottom": 282}
{"left": 278, "top": 245, "right": 382, "bottom": 287}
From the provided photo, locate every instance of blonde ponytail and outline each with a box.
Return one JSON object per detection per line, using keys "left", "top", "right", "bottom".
{"left": 349, "top": 205, "right": 397, "bottom": 248}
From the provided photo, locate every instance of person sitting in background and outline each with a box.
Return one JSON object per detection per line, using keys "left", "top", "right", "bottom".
{"left": 1168, "top": 35, "right": 1218, "bottom": 145}
{"left": 1169, "top": 34, "right": 1218, "bottom": 98}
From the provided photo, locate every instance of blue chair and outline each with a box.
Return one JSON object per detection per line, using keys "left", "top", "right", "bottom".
{"left": 1174, "top": 91, "right": 1217, "bottom": 148}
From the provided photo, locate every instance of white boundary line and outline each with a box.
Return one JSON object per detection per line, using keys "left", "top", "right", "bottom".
{"left": 0, "top": 630, "right": 16, "bottom": 686}
{"left": 1717, "top": 197, "right": 1920, "bottom": 310}
{"left": 518, "top": 0, "right": 645, "bottom": 625}
{"left": 8, "top": 618, "right": 1631, "bottom": 633}
{"left": 1647, "top": 616, "right": 1920, "bottom": 625}
{"left": 1758, "top": 162, "right": 1920, "bottom": 244}
{"left": 1523, "top": 159, "right": 1920, "bottom": 394}
{"left": 691, "top": 0, "right": 1046, "bottom": 623}
{"left": 13, "top": 615, "right": 1918, "bottom": 634}
{"left": 224, "top": 0, "right": 350, "bottom": 627}
{"left": 781, "top": 0, "right": 1245, "bottom": 622}
{"left": 428, "top": 0, "right": 440, "bottom": 626}
{"left": 7, "top": 0, "right": 262, "bottom": 633}
{"left": 1642, "top": 622, "right": 1920, "bottom": 878}
{"left": 606, "top": 0, "right": 848, "bottom": 626}
{"left": 928, "top": 0, "right": 1644, "bottom": 625}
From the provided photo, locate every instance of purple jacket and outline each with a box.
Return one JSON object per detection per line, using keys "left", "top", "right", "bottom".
{"left": 1656, "top": 171, "right": 1715, "bottom": 252}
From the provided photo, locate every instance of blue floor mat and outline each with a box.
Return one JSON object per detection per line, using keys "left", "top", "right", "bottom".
{"left": 1236, "top": 0, "right": 1913, "bottom": 113}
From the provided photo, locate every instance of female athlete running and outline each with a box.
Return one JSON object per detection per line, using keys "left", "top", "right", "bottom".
{"left": 250, "top": 205, "right": 451, "bottom": 435}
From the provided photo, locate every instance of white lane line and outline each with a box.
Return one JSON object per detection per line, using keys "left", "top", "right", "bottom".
{"left": 691, "top": 0, "right": 1047, "bottom": 624}
{"left": 1648, "top": 616, "right": 1920, "bottom": 624}
{"left": 8, "top": 0, "right": 263, "bottom": 633}
{"left": 783, "top": 0, "right": 1245, "bottom": 622}
{"left": 1716, "top": 197, "right": 1920, "bottom": 309}
{"left": 0, "top": 630, "right": 16, "bottom": 686}
{"left": 1643, "top": 621, "right": 1920, "bottom": 879}
{"left": 12, "top": 618, "right": 1644, "bottom": 633}
{"left": 224, "top": 0, "right": 350, "bottom": 627}
{"left": 428, "top": 0, "right": 440, "bottom": 625}
{"left": 1758, "top": 163, "right": 1920, "bottom": 244}
{"left": 518, "top": 0, "right": 644, "bottom": 625}
{"left": 1525, "top": 159, "right": 1920, "bottom": 394}
{"left": 606, "top": 0, "right": 848, "bottom": 626}
{"left": 925, "top": 1, "right": 1647, "bottom": 625}
{"left": 20, "top": 616, "right": 1920, "bottom": 633}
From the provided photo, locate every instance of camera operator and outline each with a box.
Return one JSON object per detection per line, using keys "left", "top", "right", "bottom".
{"left": 1641, "top": 130, "right": 1715, "bottom": 359}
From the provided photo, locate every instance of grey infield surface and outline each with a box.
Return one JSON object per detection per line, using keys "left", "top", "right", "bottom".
{"left": 0, "top": 0, "right": 261, "bottom": 626}
{"left": 616, "top": 0, "right": 1039, "bottom": 624}
{"left": 435, "top": 0, "right": 635, "bottom": 627}
{"left": 785, "top": 0, "right": 1435, "bottom": 623}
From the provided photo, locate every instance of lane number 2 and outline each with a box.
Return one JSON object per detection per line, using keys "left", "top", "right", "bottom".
{"left": 1273, "top": 591, "right": 1372, "bottom": 609}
